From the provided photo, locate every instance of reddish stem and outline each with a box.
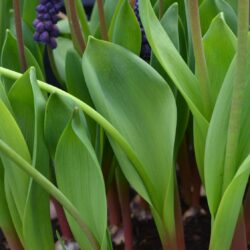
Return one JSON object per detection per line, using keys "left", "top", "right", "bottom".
{"left": 116, "top": 170, "right": 133, "bottom": 250}
{"left": 52, "top": 198, "right": 73, "bottom": 240}
{"left": 244, "top": 183, "right": 250, "bottom": 241}
{"left": 107, "top": 180, "right": 121, "bottom": 227}
{"left": 231, "top": 209, "right": 247, "bottom": 250}
{"left": 12, "top": 0, "right": 27, "bottom": 72}
{"left": 97, "top": 0, "right": 108, "bottom": 40}
{"left": 2, "top": 230, "right": 23, "bottom": 250}
{"left": 174, "top": 177, "right": 186, "bottom": 250}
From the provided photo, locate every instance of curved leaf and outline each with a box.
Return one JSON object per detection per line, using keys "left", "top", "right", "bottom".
{"left": 209, "top": 155, "right": 250, "bottom": 250}
{"left": 83, "top": 37, "right": 177, "bottom": 235}
{"left": 55, "top": 111, "right": 109, "bottom": 249}
{"left": 1, "top": 31, "right": 44, "bottom": 91}
{"left": 8, "top": 68, "right": 53, "bottom": 250}
{"left": 109, "top": 0, "right": 141, "bottom": 54}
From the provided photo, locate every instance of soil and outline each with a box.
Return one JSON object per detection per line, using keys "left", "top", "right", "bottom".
{"left": 0, "top": 201, "right": 211, "bottom": 250}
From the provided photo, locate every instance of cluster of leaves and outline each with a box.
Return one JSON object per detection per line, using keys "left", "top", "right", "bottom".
{"left": 0, "top": 0, "right": 249, "bottom": 250}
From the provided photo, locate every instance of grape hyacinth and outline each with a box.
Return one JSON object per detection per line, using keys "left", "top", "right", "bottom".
{"left": 134, "top": 0, "right": 151, "bottom": 61}
{"left": 33, "top": 0, "right": 63, "bottom": 49}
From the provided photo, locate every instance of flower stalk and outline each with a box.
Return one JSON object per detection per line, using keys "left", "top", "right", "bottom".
{"left": 12, "top": 0, "right": 27, "bottom": 72}
{"left": 97, "top": 0, "right": 108, "bottom": 40}
{"left": 223, "top": 0, "right": 249, "bottom": 191}
{"left": 188, "top": 0, "right": 211, "bottom": 118}
{"left": 64, "top": 0, "right": 86, "bottom": 54}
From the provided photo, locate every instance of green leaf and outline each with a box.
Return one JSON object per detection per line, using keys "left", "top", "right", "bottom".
{"left": 83, "top": 37, "right": 177, "bottom": 237}
{"left": 209, "top": 155, "right": 250, "bottom": 250}
{"left": 22, "top": 0, "right": 39, "bottom": 29}
{"left": 109, "top": 0, "right": 141, "bottom": 54}
{"left": 0, "top": 98, "right": 31, "bottom": 244}
{"left": 205, "top": 35, "right": 250, "bottom": 217}
{"left": 0, "top": 31, "right": 44, "bottom": 91}
{"left": 8, "top": 68, "right": 53, "bottom": 250}
{"left": 55, "top": 110, "right": 109, "bottom": 249}
{"left": 0, "top": 1, "right": 11, "bottom": 50}
{"left": 139, "top": 0, "right": 209, "bottom": 179}
{"left": 139, "top": 0, "right": 207, "bottom": 125}
{"left": 52, "top": 37, "right": 74, "bottom": 83}
{"left": 65, "top": 49, "right": 96, "bottom": 144}
{"left": 203, "top": 13, "right": 236, "bottom": 106}
{"left": 0, "top": 160, "right": 20, "bottom": 248}
{"left": 44, "top": 93, "right": 77, "bottom": 160}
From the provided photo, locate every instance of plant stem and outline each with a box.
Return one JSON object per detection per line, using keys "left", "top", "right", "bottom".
{"left": 188, "top": 0, "right": 211, "bottom": 118}
{"left": 222, "top": 0, "right": 249, "bottom": 191}
{"left": 116, "top": 169, "right": 133, "bottom": 250}
{"left": 0, "top": 139, "right": 100, "bottom": 250}
{"left": 64, "top": 0, "right": 86, "bottom": 54}
{"left": 159, "top": 0, "right": 164, "bottom": 19}
{"left": 12, "top": 0, "right": 27, "bottom": 72}
{"left": 97, "top": 0, "right": 108, "bottom": 40}
{"left": 76, "top": 0, "right": 91, "bottom": 38}
{"left": 0, "top": 66, "right": 157, "bottom": 212}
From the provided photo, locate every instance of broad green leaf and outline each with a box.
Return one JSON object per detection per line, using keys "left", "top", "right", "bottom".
{"left": 55, "top": 111, "right": 108, "bottom": 249}
{"left": 150, "top": 3, "right": 189, "bottom": 155}
{"left": 0, "top": 98, "right": 31, "bottom": 243}
{"left": 139, "top": 0, "right": 207, "bottom": 126}
{"left": 109, "top": 0, "right": 141, "bottom": 54}
{"left": 44, "top": 93, "right": 77, "bottom": 159}
{"left": 0, "top": 31, "right": 44, "bottom": 91}
{"left": 65, "top": 49, "right": 96, "bottom": 144}
{"left": 0, "top": 160, "right": 21, "bottom": 248}
{"left": 192, "top": 14, "right": 236, "bottom": 182}
{"left": 215, "top": 0, "right": 237, "bottom": 33}
{"left": 199, "top": 0, "right": 237, "bottom": 34}
{"left": 52, "top": 37, "right": 74, "bottom": 83}
{"left": 205, "top": 35, "right": 250, "bottom": 216}
{"left": 203, "top": 13, "right": 236, "bottom": 106}
{"left": 0, "top": 80, "right": 11, "bottom": 110}
{"left": 83, "top": 38, "right": 177, "bottom": 236}
{"left": 139, "top": 0, "right": 209, "bottom": 179}
{"left": 209, "top": 155, "right": 250, "bottom": 250}
{"left": 8, "top": 68, "right": 53, "bottom": 250}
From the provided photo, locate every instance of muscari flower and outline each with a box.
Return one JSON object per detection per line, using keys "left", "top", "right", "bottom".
{"left": 33, "top": 0, "right": 63, "bottom": 49}
{"left": 134, "top": 0, "right": 151, "bottom": 61}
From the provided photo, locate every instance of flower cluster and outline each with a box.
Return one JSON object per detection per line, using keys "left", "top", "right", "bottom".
{"left": 134, "top": 0, "right": 151, "bottom": 61}
{"left": 33, "top": 0, "right": 62, "bottom": 49}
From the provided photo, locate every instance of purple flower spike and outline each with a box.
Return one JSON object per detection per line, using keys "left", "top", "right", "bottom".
{"left": 33, "top": 0, "right": 62, "bottom": 49}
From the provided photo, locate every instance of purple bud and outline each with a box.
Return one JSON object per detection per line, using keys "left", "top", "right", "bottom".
{"left": 33, "top": 19, "right": 39, "bottom": 28}
{"left": 36, "top": 4, "right": 46, "bottom": 12}
{"left": 39, "top": 31, "right": 50, "bottom": 43}
{"left": 50, "top": 25, "right": 59, "bottom": 37}
{"left": 36, "top": 22, "right": 45, "bottom": 32}
{"left": 44, "top": 20, "right": 53, "bottom": 30}
{"left": 33, "top": 32, "right": 40, "bottom": 41}
{"left": 43, "top": 13, "right": 51, "bottom": 20}
{"left": 49, "top": 37, "right": 57, "bottom": 49}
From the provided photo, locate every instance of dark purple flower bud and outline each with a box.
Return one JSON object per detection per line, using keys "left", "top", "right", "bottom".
{"left": 134, "top": 0, "right": 151, "bottom": 61}
{"left": 44, "top": 20, "right": 53, "bottom": 30}
{"left": 33, "top": 0, "right": 62, "bottom": 49}
{"left": 36, "top": 22, "right": 45, "bottom": 32}
{"left": 49, "top": 38, "right": 57, "bottom": 49}
{"left": 36, "top": 4, "right": 46, "bottom": 12}
{"left": 39, "top": 31, "right": 50, "bottom": 42}
{"left": 33, "top": 32, "right": 40, "bottom": 41}
{"left": 33, "top": 19, "right": 39, "bottom": 28}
